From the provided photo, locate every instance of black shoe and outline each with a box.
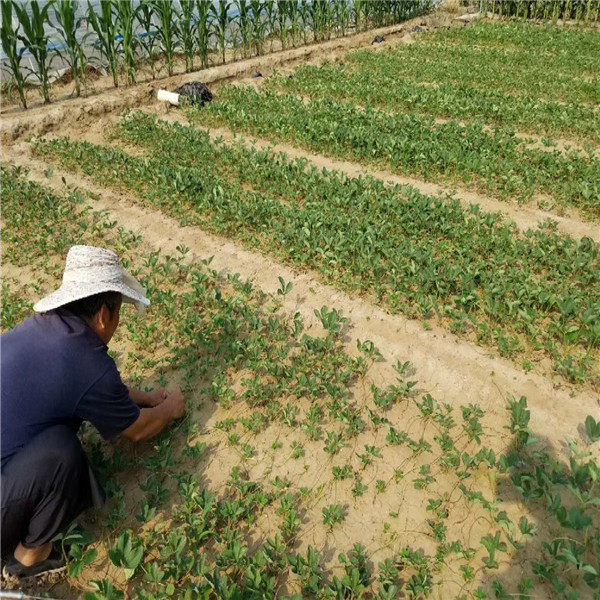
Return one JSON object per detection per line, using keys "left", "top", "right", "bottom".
{"left": 2, "top": 545, "right": 66, "bottom": 579}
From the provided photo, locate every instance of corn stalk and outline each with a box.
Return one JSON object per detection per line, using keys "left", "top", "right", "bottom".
{"left": 178, "top": 0, "right": 196, "bottom": 72}
{"left": 195, "top": 0, "right": 210, "bottom": 68}
{"left": 235, "top": 0, "right": 251, "bottom": 58}
{"left": 13, "top": 0, "right": 52, "bottom": 103}
{"left": 210, "top": 0, "right": 231, "bottom": 64}
{"left": 50, "top": 0, "right": 87, "bottom": 97}
{"left": 249, "top": 0, "right": 266, "bottom": 56}
{"left": 136, "top": 0, "right": 160, "bottom": 79}
{"left": 115, "top": 0, "right": 137, "bottom": 84}
{"left": 87, "top": 0, "right": 119, "bottom": 87}
{"left": 1, "top": 0, "right": 28, "bottom": 108}
{"left": 152, "top": 0, "right": 178, "bottom": 76}
{"left": 276, "top": 0, "right": 289, "bottom": 49}
{"left": 298, "top": 0, "right": 310, "bottom": 44}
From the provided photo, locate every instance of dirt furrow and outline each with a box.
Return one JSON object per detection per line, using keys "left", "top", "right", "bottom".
{"left": 10, "top": 152, "right": 599, "bottom": 453}
{"left": 153, "top": 110, "right": 600, "bottom": 242}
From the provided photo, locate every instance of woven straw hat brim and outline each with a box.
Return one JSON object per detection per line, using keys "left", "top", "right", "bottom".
{"left": 33, "top": 281, "right": 150, "bottom": 314}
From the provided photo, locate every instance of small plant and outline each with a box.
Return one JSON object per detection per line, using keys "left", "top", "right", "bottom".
{"left": 322, "top": 503, "right": 346, "bottom": 528}
{"left": 585, "top": 415, "right": 600, "bottom": 442}
{"left": 83, "top": 579, "right": 124, "bottom": 600}
{"left": 108, "top": 530, "right": 143, "bottom": 579}
{"left": 291, "top": 440, "right": 304, "bottom": 459}
{"left": 277, "top": 276, "right": 293, "bottom": 296}
{"left": 352, "top": 476, "right": 367, "bottom": 497}
{"left": 480, "top": 531, "right": 507, "bottom": 569}
{"left": 333, "top": 464, "right": 353, "bottom": 480}
{"left": 324, "top": 430, "right": 345, "bottom": 454}
{"left": 314, "top": 305, "right": 347, "bottom": 336}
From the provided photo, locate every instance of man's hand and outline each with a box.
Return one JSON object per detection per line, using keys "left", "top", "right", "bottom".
{"left": 122, "top": 387, "right": 186, "bottom": 443}
{"left": 164, "top": 388, "right": 186, "bottom": 420}
{"left": 147, "top": 388, "right": 168, "bottom": 407}
{"left": 128, "top": 386, "right": 181, "bottom": 409}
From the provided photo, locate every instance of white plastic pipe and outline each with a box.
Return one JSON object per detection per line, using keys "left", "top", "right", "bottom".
{"left": 157, "top": 89, "right": 180, "bottom": 106}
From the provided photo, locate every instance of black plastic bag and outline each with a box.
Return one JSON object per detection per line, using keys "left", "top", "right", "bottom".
{"left": 174, "top": 82, "right": 213, "bottom": 105}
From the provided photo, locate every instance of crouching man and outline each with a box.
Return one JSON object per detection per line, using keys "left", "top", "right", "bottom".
{"left": 1, "top": 245, "right": 186, "bottom": 579}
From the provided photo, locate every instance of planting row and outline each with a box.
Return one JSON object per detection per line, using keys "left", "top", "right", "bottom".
{"left": 2, "top": 166, "right": 599, "bottom": 600}
{"left": 191, "top": 86, "right": 600, "bottom": 218}
{"left": 34, "top": 113, "right": 600, "bottom": 383}
{"left": 346, "top": 37, "right": 600, "bottom": 105}
{"left": 479, "top": 0, "right": 600, "bottom": 22}
{"left": 0, "top": 0, "right": 431, "bottom": 108}
{"left": 434, "top": 19, "right": 600, "bottom": 60}
{"left": 271, "top": 62, "right": 600, "bottom": 143}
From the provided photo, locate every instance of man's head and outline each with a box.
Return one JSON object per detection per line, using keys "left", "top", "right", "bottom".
{"left": 33, "top": 246, "right": 150, "bottom": 330}
{"left": 62, "top": 291, "right": 123, "bottom": 344}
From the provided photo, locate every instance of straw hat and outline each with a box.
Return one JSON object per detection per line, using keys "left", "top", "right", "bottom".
{"left": 33, "top": 245, "right": 150, "bottom": 314}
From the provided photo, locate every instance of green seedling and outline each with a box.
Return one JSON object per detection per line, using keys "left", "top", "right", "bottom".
{"left": 585, "top": 415, "right": 600, "bottom": 442}
{"left": 322, "top": 503, "right": 346, "bottom": 528}
{"left": 277, "top": 276, "right": 293, "bottom": 296}
{"left": 108, "top": 530, "right": 144, "bottom": 579}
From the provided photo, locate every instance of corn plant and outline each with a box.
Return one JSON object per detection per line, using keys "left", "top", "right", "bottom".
{"left": 311, "top": 0, "right": 332, "bottom": 42}
{"left": 1, "top": 0, "right": 28, "bottom": 108}
{"left": 249, "top": 0, "right": 266, "bottom": 55}
{"left": 288, "top": 0, "right": 300, "bottom": 46}
{"left": 234, "top": 0, "right": 250, "bottom": 58}
{"left": 276, "top": 0, "right": 289, "bottom": 49}
{"left": 13, "top": 0, "right": 52, "bottom": 103}
{"left": 178, "top": 0, "right": 196, "bottom": 72}
{"left": 195, "top": 0, "right": 211, "bottom": 68}
{"left": 264, "top": 0, "right": 277, "bottom": 50}
{"left": 115, "top": 0, "right": 137, "bottom": 84}
{"left": 211, "top": 0, "right": 231, "bottom": 64}
{"left": 298, "top": 0, "right": 310, "bottom": 44}
{"left": 152, "top": 0, "right": 178, "bottom": 76}
{"left": 49, "top": 0, "right": 87, "bottom": 97}
{"left": 135, "top": 0, "right": 160, "bottom": 79}
{"left": 333, "top": 0, "right": 350, "bottom": 36}
{"left": 87, "top": 0, "right": 119, "bottom": 87}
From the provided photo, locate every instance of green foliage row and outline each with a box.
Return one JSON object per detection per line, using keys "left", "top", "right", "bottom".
{"left": 480, "top": 0, "right": 600, "bottom": 22}
{"left": 435, "top": 18, "right": 600, "bottom": 60}
{"left": 271, "top": 62, "right": 600, "bottom": 143}
{"left": 33, "top": 113, "right": 600, "bottom": 382}
{"left": 191, "top": 85, "right": 600, "bottom": 219}
{"left": 346, "top": 33, "right": 600, "bottom": 105}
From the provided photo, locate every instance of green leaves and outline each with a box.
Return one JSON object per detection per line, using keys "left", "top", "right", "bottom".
{"left": 83, "top": 580, "right": 124, "bottom": 600}
{"left": 314, "top": 305, "right": 347, "bottom": 336}
{"left": 34, "top": 111, "right": 600, "bottom": 383}
{"left": 322, "top": 503, "right": 346, "bottom": 528}
{"left": 196, "top": 85, "right": 600, "bottom": 219}
{"left": 585, "top": 415, "right": 600, "bottom": 442}
{"left": 108, "top": 530, "right": 144, "bottom": 579}
{"left": 480, "top": 531, "right": 508, "bottom": 569}
{"left": 277, "top": 276, "right": 293, "bottom": 296}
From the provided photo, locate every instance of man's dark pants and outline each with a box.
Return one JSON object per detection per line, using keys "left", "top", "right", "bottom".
{"left": 1, "top": 425, "right": 104, "bottom": 558}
